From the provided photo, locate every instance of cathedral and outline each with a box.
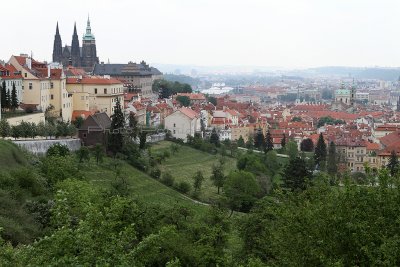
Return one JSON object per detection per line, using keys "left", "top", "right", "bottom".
{"left": 52, "top": 18, "right": 99, "bottom": 70}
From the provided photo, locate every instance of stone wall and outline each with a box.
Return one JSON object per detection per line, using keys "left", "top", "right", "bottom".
{"left": 13, "top": 138, "right": 81, "bottom": 155}
{"left": 7, "top": 113, "right": 45, "bottom": 126}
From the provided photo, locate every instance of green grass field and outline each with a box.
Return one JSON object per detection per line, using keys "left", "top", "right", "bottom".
{"left": 83, "top": 157, "right": 209, "bottom": 214}
{"left": 0, "top": 140, "right": 28, "bottom": 168}
{"left": 150, "top": 141, "right": 237, "bottom": 203}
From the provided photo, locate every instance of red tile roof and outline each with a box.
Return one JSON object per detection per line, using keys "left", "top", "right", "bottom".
{"left": 72, "top": 110, "right": 94, "bottom": 121}
{"left": 179, "top": 107, "right": 198, "bottom": 119}
{"left": 67, "top": 77, "right": 122, "bottom": 85}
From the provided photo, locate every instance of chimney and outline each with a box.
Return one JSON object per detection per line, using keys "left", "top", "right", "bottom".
{"left": 47, "top": 64, "right": 51, "bottom": 78}
{"left": 26, "top": 57, "right": 32, "bottom": 70}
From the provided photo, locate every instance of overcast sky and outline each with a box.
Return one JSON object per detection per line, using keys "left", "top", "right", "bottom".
{"left": 2, "top": 0, "right": 400, "bottom": 68}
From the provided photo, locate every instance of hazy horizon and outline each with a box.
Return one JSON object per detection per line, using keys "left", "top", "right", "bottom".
{"left": 3, "top": 0, "right": 400, "bottom": 68}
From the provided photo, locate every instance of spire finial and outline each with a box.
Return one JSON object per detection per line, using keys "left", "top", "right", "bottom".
{"left": 56, "top": 22, "right": 60, "bottom": 35}
{"left": 73, "top": 22, "right": 77, "bottom": 35}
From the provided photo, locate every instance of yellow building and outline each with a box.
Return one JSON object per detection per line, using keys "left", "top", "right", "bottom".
{"left": 66, "top": 76, "right": 124, "bottom": 117}
{"left": 9, "top": 55, "right": 73, "bottom": 121}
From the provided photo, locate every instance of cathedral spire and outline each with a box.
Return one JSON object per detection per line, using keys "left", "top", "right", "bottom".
{"left": 86, "top": 15, "right": 91, "bottom": 35}
{"left": 52, "top": 22, "right": 62, "bottom": 63}
{"left": 56, "top": 22, "right": 60, "bottom": 35}
{"left": 73, "top": 22, "right": 78, "bottom": 36}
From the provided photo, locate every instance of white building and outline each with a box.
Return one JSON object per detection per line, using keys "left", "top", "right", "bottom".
{"left": 165, "top": 107, "right": 200, "bottom": 141}
{"left": 0, "top": 64, "right": 24, "bottom": 104}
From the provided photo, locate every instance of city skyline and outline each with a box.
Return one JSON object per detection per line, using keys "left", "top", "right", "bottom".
{"left": 3, "top": 0, "right": 400, "bottom": 68}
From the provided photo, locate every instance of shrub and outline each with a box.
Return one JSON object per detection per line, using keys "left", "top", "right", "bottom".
{"left": 47, "top": 143, "right": 70, "bottom": 157}
{"left": 163, "top": 150, "right": 171, "bottom": 159}
{"left": 161, "top": 172, "right": 174, "bottom": 187}
{"left": 150, "top": 168, "right": 161, "bottom": 179}
{"left": 176, "top": 181, "right": 191, "bottom": 194}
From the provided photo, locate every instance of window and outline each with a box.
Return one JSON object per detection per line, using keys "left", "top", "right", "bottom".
{"left": 29, "top": 83, "right": 32, "bottom": 89}
{"left": 173, "top": 123, "right": 176, "bottom": 127}
{"left": 83, "top": 133, "right": 87, "bottom": 138}
{"left": 51, "top": 94, "right": 54, "bottom": 100}
{"left": 24, "top": 73, "right": 27, "bottom": 78}
{"left": 50, "top": 82, "right": 54, "bottom": 89}
{"left": 173, "top": 130, "right": 176, "bottom": 134}
{"left": 81, "top": 96, "right": 84, "bottom": 100}
{"left": 95, "top": 88, "right": 98, "bottom": 94}
{"left": 104, "top": 88, "right": 107, "bottom": 94}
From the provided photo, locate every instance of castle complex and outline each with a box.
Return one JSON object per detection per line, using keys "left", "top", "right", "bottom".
{"left": 52, "top": 18, "right": 99, "bottom": 71}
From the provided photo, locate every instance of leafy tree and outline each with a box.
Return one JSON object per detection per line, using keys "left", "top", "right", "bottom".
{"left": 176, "top": 181, "right": 191, "bottom": 194}
{"left": 280, "top": 134, "right": 286, "bottom": 149}
{"left": 246, "top": 135, "right": 254, "bottom": 149}
{"left": 327, "top": 141, "right": 338, "bottom": 176}
{"left": 93, "top": 144, "right": 104, "bottom": 164}
{"left": 47, "top": 143, "right": 70, "bottom": 157}
{"left": 77, "top": 146, "right": 90, "bottom": 163}
{"left": 192, "top": 170, "right": 204, "bottom": 193}
{"left": 300, "top": 138, "right": 314, "bottom": 152}
{"left": 265, "top": 150, "right": 280, "bottom": 177}
{"left": 152, "top": 79, "right": 192, "bottom": 99}
{"left": 66, "top": 123, "right": 77, "bottom": 137}
{"left": 224, "top": 171, "right": 260, "bottom": 214}
{"left": 36, "top": 121, "right": 47, "bottom": 137}
{"left": 108, "top": 98, "right": 125, "bottom": 154}
{"left": 176, "top": 95, "right": 190, "bottom": 107}
{"left": 387, "top": 150, "right": 399, "bottom": 176}
{"left": 237, "top": 135, "right": 245, "bottom": 147}
{"left": 317, "top": 116, "right": 345, "bottom": 128}
{"left": 11, "top": 82, "right": 18, "bottom": 111}
{"left": 291, "top": 116, "right": 302, "bottom": 122}
{"left": 265, "top": 130, "right": 273, "bottom": 152}
{"left": 314, "top": 133, "right": 327, "bottom": 169}
{"left": 11, "top": 125, "right": 22, "bottom": 140}
{"left": 210, "top": 164, "right": 225, "bottom": 194}
{"left": 286, "top": 141, "right": 298, "bottom": 160}
{"left": 254, "top": 128, "right": 265, "bottom": 151}
{"left": 283, "top": 157, "right": 310, "bottom": 191}
{"left": 73, "top": 116, "right": 85, "bottom": 128}
{"left": 162, "top": 172, "right": 175, "bottom": 186}
{"left": 0, "top": 119, "right": 11, "bottom": 138}
{"left": 210, "top": 128, "right": 220, "bottom": 147}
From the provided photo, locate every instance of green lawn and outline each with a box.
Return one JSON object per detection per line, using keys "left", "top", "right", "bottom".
{"left": 84, "top": 157, "right": 208, "bottom": 214}
{"left": 0, "top": 140, "right": 28, "bottom": 168}
{"left": 150, "top": 141, "right": 237, "bottom": 203}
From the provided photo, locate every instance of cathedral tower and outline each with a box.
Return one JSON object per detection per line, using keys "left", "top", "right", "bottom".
{"left": 52, "top": 22, "right": 63, "bottom": 63}
{"left": 81, "top": 16, "right": 99, "bottom": 69}
{"left": 71, "top": 23, "right": 81, "bottom": 67}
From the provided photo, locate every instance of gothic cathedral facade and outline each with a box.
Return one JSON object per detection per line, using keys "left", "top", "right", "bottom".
{"left": 52, "top": 18, "right": 99, "bottom": 70}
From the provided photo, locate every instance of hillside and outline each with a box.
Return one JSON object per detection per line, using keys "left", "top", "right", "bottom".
{"left": 0, "top": 140, "right": 28, "bottom": 168}
{"left": 151, "top": 141, "right": 237, "bottom": 202}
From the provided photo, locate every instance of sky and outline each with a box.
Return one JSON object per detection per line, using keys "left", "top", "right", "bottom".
{"left": 2, "top": 0, "right": 400, "bottom": 68}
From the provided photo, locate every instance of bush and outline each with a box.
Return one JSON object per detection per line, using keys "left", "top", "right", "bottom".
{"left": 176, "top": 181, "right": 191, "bottom": 194}
{"left": 163, "top": 150, "right": 171, "bottom": 159}
{"left": 161, "top": 172, "right": 174, "bottom": 187}
{"left": 47, "top": 143, "right": 70, "bottom": 157}
{"left": 150, "top": 168, "right": 161, "bottom": 179}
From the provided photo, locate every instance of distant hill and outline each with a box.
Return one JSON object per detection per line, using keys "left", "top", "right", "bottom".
{"left": 0, "top": 140, "right": 27, "bottom": 168}
{"left": 286, "top": 66, "right": 400, "bottom": 81}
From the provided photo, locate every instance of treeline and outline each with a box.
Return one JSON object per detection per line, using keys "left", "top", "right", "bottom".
{"left": 152, "top": 79, "right": 192, "bottom": 99}
{"left": 0, "top": 119, "right": 77, "bottom": 139}
{"left": 1, "top": 80, "right": 19, "bottom": 112}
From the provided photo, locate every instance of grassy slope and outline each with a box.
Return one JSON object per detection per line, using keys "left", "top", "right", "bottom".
{"left": 151, "top": 141, "right": 237, "bottom": 203}
{"left": 0, "top": 140, "right": 28, "bottom": 169}
{"left": 84, "top": 157, "right": 208, "bottom": 214}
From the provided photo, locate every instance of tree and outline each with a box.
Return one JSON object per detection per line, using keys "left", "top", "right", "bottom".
{"left": 193, "top": 170, "right": 205, "bottom": 193}
{"left": 280, "top": 134, "right": 286, "bottom": 149}
{"left": 0, "top": 119, "right": 11, "bottom": 138}
{"left": 11, "top": 82, "right": 18, "bottom": 111}
{"left": 1, "top": 81, "right": 6, "bottom": 112}
{"left": 246, "top": 135, "right": 254, "bottom": 149}
{"left": 286, "top": 141, "right": 298, "bottom": 160}
{"left": 73, "top": 116, "right": 85, "bottom": 129}
{"left": 36, "top": 121, "right": 47, "bottom": 138}
{"left": 47, "top": 143, "right": 70, "bottom": 157}
{"left": 77, "top": 146, "right": 90, "bottom": 163}
{"left": 283, "top": 157, "right": 310, "bottom": 191}
{"left": 93, "top": 144, "right": 104, "bottom": 164}
{"left": 5, "top": 89, "right": 11, "bottom": 110}
{"left": 300, "top": 138, "right": 314, "bottom": 152}
{"left": 11, "top": 125, "right": 21, "bottom": 140}
{"left": 265, "top": 130, "right": 273, "bottom": 152}
{"left": 254, "top": 128, "right": 265, "bottom": 151}
{"left": 224, "top": 171, "right": 260, "bottom": 214}
{"left": 265, "top": 150, "right": 280, "bottom": 177}
{"left": 327, "top": 141, "right": 338, "bottom": 176}
{"left": 314, "top": 133, "right": 327, "bottom": 169}
{"left": 237, "top": 136, "right": 245, "bottom": 148}
{"left": 176, "top": 95, "right": 190, "bottom": 107}
{"left": 291, "top": 116, "right": 302, "bottom": 122}
{"left": 139, "top": 131, "right": 147, "bottom": 149}
{"left": 387, "top": 150, "right": 399, "bottom": 176}
{"left": 210, "top": 128, "right": 220, "bottom": 147}
{"left": 108, "top": 98, "right": 125, "bottom": 155}
{"left": 128, "top": 113, "right": 139, "bottom": 140}
{"left": 210, "top": 164, "right": 225, "bottom": 194}
{"left": 208, "top": 96, "right": 217, "bottom": 106}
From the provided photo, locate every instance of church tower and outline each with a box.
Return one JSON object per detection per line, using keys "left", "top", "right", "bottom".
{"left": 350, "top": 80, "right": 356, "bottom": 107}
{"left": 71, "top": 23, "right": 81, "bottom": 67}
{"left": 52, "top": 22, "right": 63, "bottom": 63}
{"left": 81, "top": 16, "right": 99, "bottom": 70}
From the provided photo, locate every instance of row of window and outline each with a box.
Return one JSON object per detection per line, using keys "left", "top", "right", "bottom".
{"left": 93, "top": 87, "right": 123, "bottom": 94}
